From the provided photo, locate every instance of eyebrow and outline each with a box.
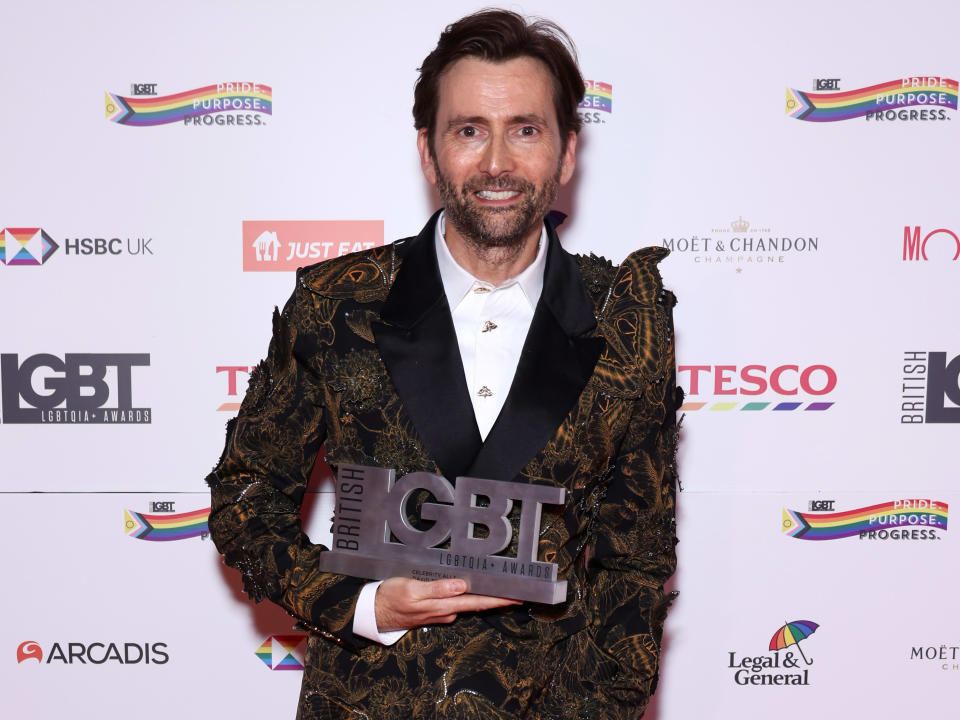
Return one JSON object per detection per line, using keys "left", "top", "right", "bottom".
{"left": 445, "top": 114, "right": 550, "bottom": 130}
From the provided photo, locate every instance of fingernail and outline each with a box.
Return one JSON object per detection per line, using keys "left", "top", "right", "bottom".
{"left": 449, "top": 580, "right": 466, "bottom": 593}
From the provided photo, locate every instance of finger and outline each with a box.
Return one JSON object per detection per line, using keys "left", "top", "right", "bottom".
{"left": 425, "top": 594, "right": 520, "bottom": 616}
{"left": 413, "top": 578, "right": 467, "bottom": 600}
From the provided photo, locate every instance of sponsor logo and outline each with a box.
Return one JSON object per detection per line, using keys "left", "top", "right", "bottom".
{"left": 814, "top": 78, "right": 840, "bottom": 91}
{"left": 243, "top": 221, "right": 384, "bottom": 272}
{"left": 15, "top": 641, "right": 168, "bottom": 665}
{"left": 809, "top": 500, "right": 834, "bottom": 511}
{"left": 0, "top": 228, "right": 59, "bottom": 266}
{"left": 124, "top": 506, "right": 209, "bottom": 541}
{"left": 911, "top": 645, "right": 960, "bottom": 671}
{"left": 256, "top": 635, "right": 306, "bottom": 670}
{"left": 17, "top": 641, "right": 42, "bottom": 663}
{"left": 786, "top": 76, "right": 958, "bottom": 122}
{"left": 217, "top": 364, "right": 254, "bottom": 412}
{"left": 130, "top": 83, "right": 157, "bottom": 96}
{"left": 902, "top": 226, "right": 960, "bottom": 261}
{"left": 783, "top": 499, "right": 948, "bottom": 541}
{"left": 0, "top": 353, "right": 151, "bottom": 424}
{"left": 105, "top": 82, "right": 271, "bottom": 127}
{"left": 578, "top": 79, "right": 611, "bottom": 125}
{"left": 63, "top": 236, "right": 153, "bottom": 257}
{"left": 662, "top": 216, "right": 819, "bottom": 272}
{"left": 2, "top": 227, "right": 155, "bottom": 262}
{"left": 728, "top": 621, "right": 818, "bottom": 686}
{"left": 901, "top": 351, "right": 960, "bottom": 423}
{"left": 678, "top": 363, "right": 836, "bottom": 412}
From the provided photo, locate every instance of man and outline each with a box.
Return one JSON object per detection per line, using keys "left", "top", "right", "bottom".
{"left": 208, "top": 9, "right": 679, "bottom": 719}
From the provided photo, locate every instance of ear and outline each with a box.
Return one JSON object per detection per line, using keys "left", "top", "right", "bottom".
{"left": 559, "top": 131, "right": 577, "bottom": 186}
{"left": 417, "top": 128, "right": 437, "bottom": 185}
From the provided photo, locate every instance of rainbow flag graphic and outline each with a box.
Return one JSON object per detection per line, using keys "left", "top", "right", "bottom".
{"left": 782, "top": 500, "right": 948, "bottom": 540}
{"left": 255, "top": 635, "right": 306, "bottom": 670}
{"left": 580, "top": 80, "right": 612, "bottom": 113}
{"left": 105, "top": 83, "right": 272, "bottom": 126}
{"left": 786, "top": 77, "right": 958, "bottom": 121}
{"left": 0, "top": 228, "right": 58, "bottom": 266}
{"left": 124, "top": 507, "right": 209, "bottom": 541}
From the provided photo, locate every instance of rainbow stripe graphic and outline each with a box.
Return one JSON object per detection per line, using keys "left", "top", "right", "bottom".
{"left": 769, "top": 620, "right": 818, "bottom": 652}
{"left": 782, "top": 500, "right": 948, "bottom": 541}
{"left": 786, "top": 77, "right": 958, "bottom": 121}
{"left": 105, "top": 83, "right": 272, "bottom": 126}
{"left": 256, "top": 635, "right": 306, "bottom": 670}
{"left": 680, "top": 401, "right": 832, "bottom": 411}
{"left": 0, "top": 228, "right": 58, "bottom": 266}
{"left": 124, "top": 507, "right": 209, "bottom": 541}
{"left": 580, "top": 80, "right": 612, "bottom": 113}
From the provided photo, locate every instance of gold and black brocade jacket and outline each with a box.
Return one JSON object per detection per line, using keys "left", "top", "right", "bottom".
{"left": 207, "top": 213, "right": 681, "bottom": 720}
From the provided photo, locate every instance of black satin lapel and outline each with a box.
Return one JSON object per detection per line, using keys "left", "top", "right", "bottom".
{"left": 373, "top": 215, "right": 482, "bottom": 480}
{"left": 468, "top": 233, "right": 604, "bottom": 482}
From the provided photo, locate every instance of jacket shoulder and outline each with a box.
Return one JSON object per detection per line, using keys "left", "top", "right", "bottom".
{"left": 295, "top": 242, "right": 401, "bottom": 301}
{"left": 613, "top": 246, "right": 675, "bottom": 309}
{"left": 590, "top": 246, "right": 676, "bottom": 397}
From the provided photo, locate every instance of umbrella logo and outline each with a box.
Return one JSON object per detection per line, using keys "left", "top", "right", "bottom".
{"left": 769, "top": 620, "right": 818, "bottom": 665}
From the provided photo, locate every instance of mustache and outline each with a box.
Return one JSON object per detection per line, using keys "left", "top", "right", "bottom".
{"left": 461, "top": 176, "right": 535, "bottom": 194}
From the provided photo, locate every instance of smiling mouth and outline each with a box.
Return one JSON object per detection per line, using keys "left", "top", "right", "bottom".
{"left": 475, "top": 189, "right": 521, "bottom": 201}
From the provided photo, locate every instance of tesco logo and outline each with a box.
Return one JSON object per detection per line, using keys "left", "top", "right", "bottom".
{"left": 679, "top": 364, "right": 837, "bottom": 396}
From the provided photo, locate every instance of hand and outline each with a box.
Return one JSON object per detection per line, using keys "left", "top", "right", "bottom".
{"left": 374, "top": 577, "right": 521, "bottom": 632}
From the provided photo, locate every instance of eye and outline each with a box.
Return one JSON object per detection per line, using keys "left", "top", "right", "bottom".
{"left": 518, "top": 125, "right": 538, "bottom": 137}
{"left": 458, "top": 126, "right": 478, "bottom": 138}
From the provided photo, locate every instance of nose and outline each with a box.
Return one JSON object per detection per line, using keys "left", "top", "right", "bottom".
{"left": 478, "top": 131, "right": 515, "bottom": 177}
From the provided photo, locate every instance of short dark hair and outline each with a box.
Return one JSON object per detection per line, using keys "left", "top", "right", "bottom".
{"left": 413, "top": 9, "right": 585, "bottom": 149}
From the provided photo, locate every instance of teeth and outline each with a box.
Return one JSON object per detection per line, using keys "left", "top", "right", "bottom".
{"left": 476, "top": 190, "right": 518, "bottom": 200}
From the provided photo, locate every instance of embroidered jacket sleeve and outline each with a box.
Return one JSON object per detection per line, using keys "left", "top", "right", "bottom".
{"left": 540, "top": 249, "right": 680, "bottom": 719}
{"left": 206, "top": 274, "right": 367, "bottom": 648}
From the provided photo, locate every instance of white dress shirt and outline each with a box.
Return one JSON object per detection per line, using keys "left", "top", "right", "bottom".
{"left": 352, "top": 211, "right": 547, "bottom": 644}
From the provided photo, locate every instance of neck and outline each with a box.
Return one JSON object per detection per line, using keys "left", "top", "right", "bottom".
{"left": 443, "top": 220, "right": 541, "bottom": 285}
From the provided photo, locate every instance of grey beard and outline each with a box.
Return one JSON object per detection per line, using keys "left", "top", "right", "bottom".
{"left": 435, "top": 169, "right": 560, "bottom": 251}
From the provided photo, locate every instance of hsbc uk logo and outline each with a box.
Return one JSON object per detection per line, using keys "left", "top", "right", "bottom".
{"left": 0, "top": 353, "right": 151, "bottom": 424}
{"left": 0, "top": 228, "right": 58, "bottom": 266}
{"left": 256, "top": 635, "right": 306, "bottom": 670}
{"left": 1, "top": 226, "right": 154, "bottom": 266}
{"left": 678, "top": 363, "right": 836, "bottom": 412}
{"left": 902, "top": 226, "right": 960, "bottom": 261}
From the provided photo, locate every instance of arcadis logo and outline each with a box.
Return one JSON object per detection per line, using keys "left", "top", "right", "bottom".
{"left": 124, "top": 506, "right": 209, "bottom": 541}
{"left": 105, "top": 82, "right": 271, "bottom": 127}
{"left": 786, "top": 76, "right": 958, "bottom": 122}
{"left": 0, "top": 228, "right": 58, "bottom": 266}
{"left": 728, "top": 621, "right": 819, "bottom": 686}
{"left": 243, "top": 220, "right": 384, "bottom": 272}
{"left": 678, "top": 363, "right": 836, "bottom": 412}
{"left": 783, "top": 499, "right": 948, "bottom": 541}
{"left": 15, "top": 640, "right": 168, "bottom": 665}
{"left": 17, "top": 641, "right": 42, "bottom": 663}
{"left": 256, "top": 635, "right": 307, "bottom": 670}
{"left": 578, "top": 79, "right": 611, "bottom": 125}
{"left": 902, "top": 226, "right": 960, "bottom": 261}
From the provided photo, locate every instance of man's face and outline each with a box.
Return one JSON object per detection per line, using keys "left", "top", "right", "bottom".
{"left": 417, "top": 56, "right": 577, "bottom": 249}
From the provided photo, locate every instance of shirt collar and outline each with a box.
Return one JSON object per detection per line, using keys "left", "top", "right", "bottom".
{"left": 434, "top": 210, "right": 547, "bottom": 310}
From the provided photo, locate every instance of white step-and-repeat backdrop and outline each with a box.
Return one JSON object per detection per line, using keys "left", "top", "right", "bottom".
{"left": 3, "top": 1, "right": 957, "bottom": 717}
